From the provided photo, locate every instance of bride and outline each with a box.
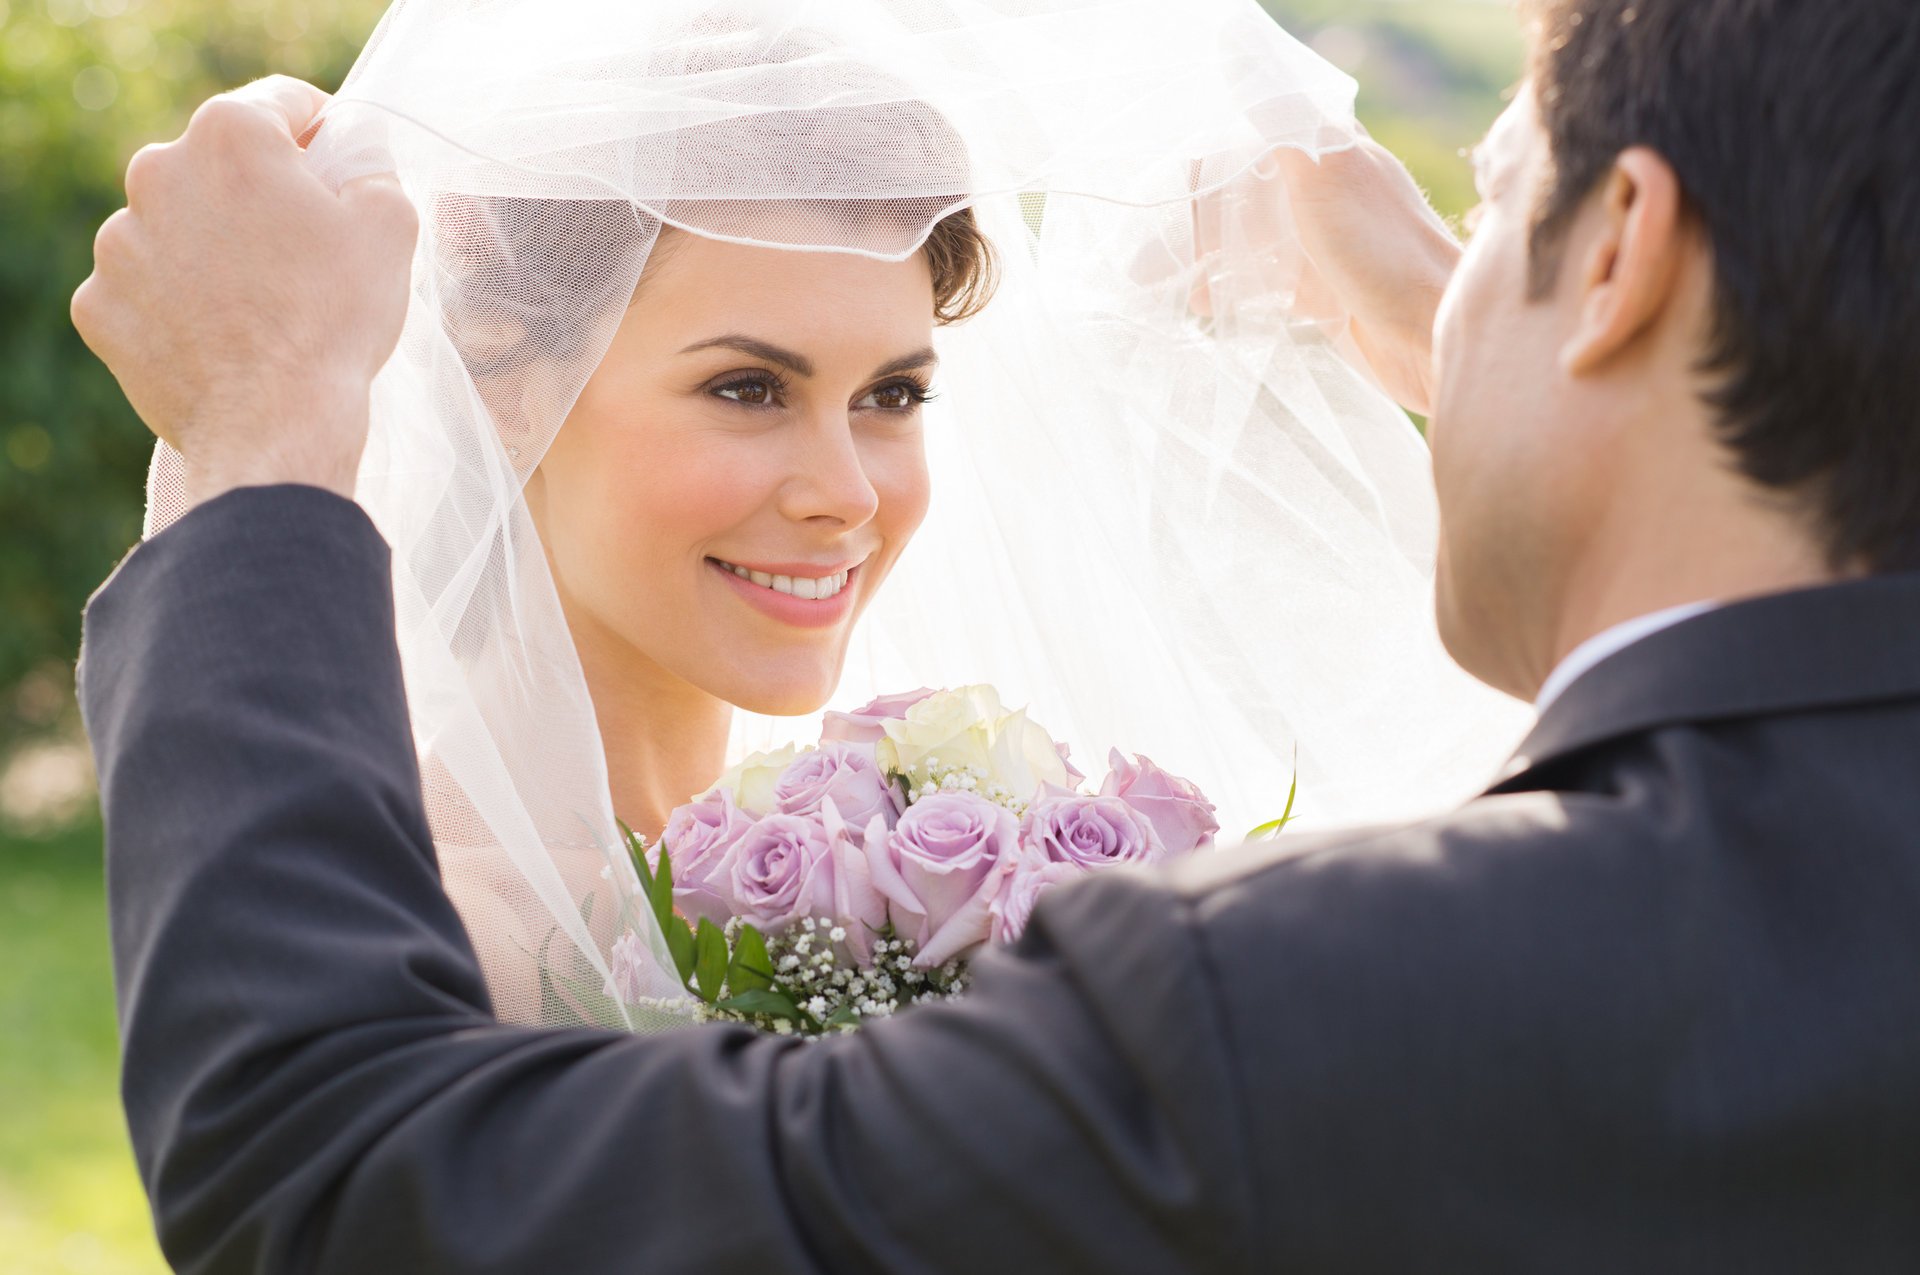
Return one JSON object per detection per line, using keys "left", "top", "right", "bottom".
{"left": 143, "top": 0, "right": 1525, "bottom": 1026}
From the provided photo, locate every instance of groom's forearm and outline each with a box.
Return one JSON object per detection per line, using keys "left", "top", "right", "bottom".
{"left": 79, "top": 485, "right": 505, "bottom": 1263}
{"left": 77, "top": 486, "right": 1240, "bottom": 1274}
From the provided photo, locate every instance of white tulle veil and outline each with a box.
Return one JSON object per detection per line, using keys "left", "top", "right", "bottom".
{"left": 144, "top": 0, "right": 1527, "bottom": 1028}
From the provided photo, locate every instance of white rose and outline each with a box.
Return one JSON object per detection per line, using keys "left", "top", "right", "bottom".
{"left": 713, "top": 742, "right": 809, "bottom": 816}
{"left": 876, "top": 685, "right": 1002, "bottom": 782}
{"left": 988, "top": 708, "right": 1073, "bottom": 798}
{"left": 878, "top": 686, "right": 1072, "bottom": 804}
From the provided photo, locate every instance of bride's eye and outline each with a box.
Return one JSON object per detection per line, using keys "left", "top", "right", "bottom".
{"left": 858, "top": 378, "right": 934, "bottom": 412}
{"left": 710, "top": 371, "right": 786, "bottom": 409}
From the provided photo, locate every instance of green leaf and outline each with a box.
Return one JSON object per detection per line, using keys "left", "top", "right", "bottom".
{"left": 822, "top": 1005, "right": 862, "bottom": 1030}
{"left": 620, "top": 818, "right": 654, "bottom": 892}
{"left": 541, "top": 967, "right": 630, "bottom": 1032}
{"left": 693, "top": 917, "right": 729, "bottom": 1003}
{"left": 663, "top": 915, "right": 698, "bottom": 989}
{"left": 726, "top": 924, "right": 777, "bottom": 996}
{"left": 715, "top": 988, "right": 807, "bottom": 1022}
{"left": 650, "top": 843, "right": 677, "bottom": 937}
{"left": 1246, "top": 760, "right": 1301, "bottom": 842}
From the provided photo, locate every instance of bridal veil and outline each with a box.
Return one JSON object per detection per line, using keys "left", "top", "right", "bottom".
{"left": 143, "top": 0, "right": 1527, "bottom": 1027}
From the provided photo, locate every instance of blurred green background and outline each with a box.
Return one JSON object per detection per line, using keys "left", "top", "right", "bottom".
{"left": 0, "top": 0, "right": 1519, "bottom": 1269}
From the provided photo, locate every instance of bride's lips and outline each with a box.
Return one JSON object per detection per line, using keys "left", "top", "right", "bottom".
{"left": 706, "top": 556, "right": 863, "bottom": 630}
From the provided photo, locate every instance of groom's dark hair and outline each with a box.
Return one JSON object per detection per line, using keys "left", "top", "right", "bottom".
{"left": 1522, "top": 0, "right": 1920, "bottom": 573}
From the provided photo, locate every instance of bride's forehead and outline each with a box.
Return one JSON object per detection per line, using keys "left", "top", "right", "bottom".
{"left": 613, "top": 231, "right": 936, "bottom": 366}
{"left": 652, "top": 196, "right": 954, "bottom": 258}
{"left": 638, "top": 224, "right": 936, "bottom": 303}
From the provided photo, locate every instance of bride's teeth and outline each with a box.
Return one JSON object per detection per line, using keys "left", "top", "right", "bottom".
{"left": 716, "top": 559, "right": 854, "bottom": 600}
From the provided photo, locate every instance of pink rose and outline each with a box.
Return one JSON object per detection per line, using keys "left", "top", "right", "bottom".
{"left": 821, "top": 687, "right": 940, "bottom": 745}
{"left": 717, "top": 813, "right": 835, "bottom": 934}
{"left": 1098, "top": 750, "right": 1219, "bottom": 858}
{"left": 865, "top": 790, "right": 1022, "bottom": 969}
{"left": 605, "top": 930, "right": 655, "bottom": 1004}
{"left": 820, "top": 802, "right": 891, "bottom": 965}
{"left": 989, "top": 858, "right": 1083, "bottom": 946}
{"left": 658, "top": 788, "right": 756, "bottom": 924}
{"left": 1020, "top": 789, "right": 1168, "bottom": 870}
{"left": 773, "top": 740, "right": 903, "bottom": 831}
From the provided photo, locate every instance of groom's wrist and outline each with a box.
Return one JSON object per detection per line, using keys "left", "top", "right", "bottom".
{"left": 186, "top": 458, "right": 361, "bottom": 507}
{"left": 171, "top": 362, "right": 378, "bottom": 506}
{"left": 180, "top": 397, "right": 370, "bottom": 507}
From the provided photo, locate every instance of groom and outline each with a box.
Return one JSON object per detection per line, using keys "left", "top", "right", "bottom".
{"left": 71, "top": 1, "right": 1920, "bottom": 1271}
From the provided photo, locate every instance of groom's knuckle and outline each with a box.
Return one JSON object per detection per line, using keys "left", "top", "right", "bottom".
{"left": 346, "top": 178, "right": 420, "bottom": 251}
{"left": 252, "top": 72, "right": 324, "bottom": 112}
{"left": 69, "top": 276, "right": 97, "bottom": 333}
{"left": 70, "top": 275, "right": 116, "bottom": 351}
{"left": 373, "top": 186, "right": 420, "bottom": 241}
{"left": 188, "top": 94, "right": 269, "bottom": 149}
{"left": 92, "top": 208, "right": 135, "bottom": 269}
{"left": 122, "top": 142, "right": 171, "bottom": 205}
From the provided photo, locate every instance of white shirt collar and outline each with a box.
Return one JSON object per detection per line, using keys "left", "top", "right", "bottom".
{"left": 1534, "top": 601, "right": 1719, "bottom": 713}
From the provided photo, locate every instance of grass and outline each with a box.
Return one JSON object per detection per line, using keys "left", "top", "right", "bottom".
{"left": 0, "top": 817, "right": 167, "bottom": 1275}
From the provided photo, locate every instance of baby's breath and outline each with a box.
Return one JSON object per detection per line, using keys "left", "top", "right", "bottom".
{"left": 701, "top": 919, "right": 971, "bottom": 1038}
{"left": 894, "top": 758, "right": 1027, "bottom": 816}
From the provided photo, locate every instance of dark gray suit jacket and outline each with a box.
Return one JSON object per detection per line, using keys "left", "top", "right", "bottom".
{"left": 80, "top": 487, "right": 1920, "bottom": 1273}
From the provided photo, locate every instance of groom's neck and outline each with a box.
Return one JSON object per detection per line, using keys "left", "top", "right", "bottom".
{"left": 1540, "top": 428, "right": 1842, "bottom": 697}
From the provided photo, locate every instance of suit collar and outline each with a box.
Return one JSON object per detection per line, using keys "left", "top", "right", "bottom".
{"left": 1491, "top": 573, "right": 1920, "bottom": 790}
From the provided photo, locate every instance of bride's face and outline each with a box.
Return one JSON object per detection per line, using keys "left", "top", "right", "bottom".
{"left": 528, "top": 230, "right": 936, "bottom": 716}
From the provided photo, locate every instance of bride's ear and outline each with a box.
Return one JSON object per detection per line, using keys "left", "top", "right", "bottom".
{"left": 1560, "top": 147, "right": 1686, "bottom": 377}
{"left": 491, "top": 355, "right": 573, "bottom": 480}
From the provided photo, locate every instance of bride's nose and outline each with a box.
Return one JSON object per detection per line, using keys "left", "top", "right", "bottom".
{"left": 778, "top": 412, "right": 880, "bottom": 528}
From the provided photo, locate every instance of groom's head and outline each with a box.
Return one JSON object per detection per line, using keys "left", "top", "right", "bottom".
{"left": 1428, "top": 0, "right": 1920, "bottom": 699}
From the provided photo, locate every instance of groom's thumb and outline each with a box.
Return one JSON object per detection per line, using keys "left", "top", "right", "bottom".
{"left": 335, "top": 171, "right": 418, "bottom": 365}
{"left": 211, "top": 74, "right": 332, "bottom": 149}
{"left": 339, "top": 172, "right": 419, "bottom": 261}
{"left": 339, "top": 171, "right": 417, "bottom": 228}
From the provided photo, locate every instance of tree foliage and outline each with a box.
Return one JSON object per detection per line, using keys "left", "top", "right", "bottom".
{"left": 0, "top": 0, "right": 382, "bottom": 750}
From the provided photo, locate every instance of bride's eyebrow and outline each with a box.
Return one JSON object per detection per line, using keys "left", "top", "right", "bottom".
{"left": 676, "top": 335, "right": 939, "bottom": 381}
{"left": 677, "top": 335, "right": 815, "bottom": 377}
{"left": 871, "top": 348, "right": 938, "bottom": 379}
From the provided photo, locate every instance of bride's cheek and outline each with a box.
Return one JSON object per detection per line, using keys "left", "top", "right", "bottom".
{"left": 872, "top": 435, "right": 933, "bottom": 544}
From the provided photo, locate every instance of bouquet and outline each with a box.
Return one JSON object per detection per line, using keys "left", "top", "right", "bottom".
{"left": 609, "top": 685, "right": 1230, "bottom": 1036}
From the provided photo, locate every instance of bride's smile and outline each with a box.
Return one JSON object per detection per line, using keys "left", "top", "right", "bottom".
{"left": 706, "top": 556, "right": 864, "bottom": 628}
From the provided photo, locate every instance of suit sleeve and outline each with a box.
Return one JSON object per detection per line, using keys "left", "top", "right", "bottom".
{"left": 78, "top": 485, "right": 1256, "bottom": 1275}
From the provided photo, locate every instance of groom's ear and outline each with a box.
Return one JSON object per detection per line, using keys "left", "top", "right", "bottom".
{"left": 1558, "top": 147, "right": 1687, "bottom": 377}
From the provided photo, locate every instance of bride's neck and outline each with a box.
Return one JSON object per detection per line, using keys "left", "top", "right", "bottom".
{"left": 569, "top": 620, "right": 733, "bottom": 841}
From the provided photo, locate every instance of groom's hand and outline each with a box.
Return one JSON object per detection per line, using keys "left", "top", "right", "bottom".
{"left": 71, "top": 75, "right": 417, "bottom": 506}
{"left": 1267, "top": 135, "right": 1462, "bottom": 416}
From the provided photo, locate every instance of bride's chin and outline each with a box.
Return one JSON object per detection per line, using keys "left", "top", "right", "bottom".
{"left": 707, "top": 661, "right": 843, "bottom": 717}
{"left": 724, "top": 685, "right": 836, "bottom": 717}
